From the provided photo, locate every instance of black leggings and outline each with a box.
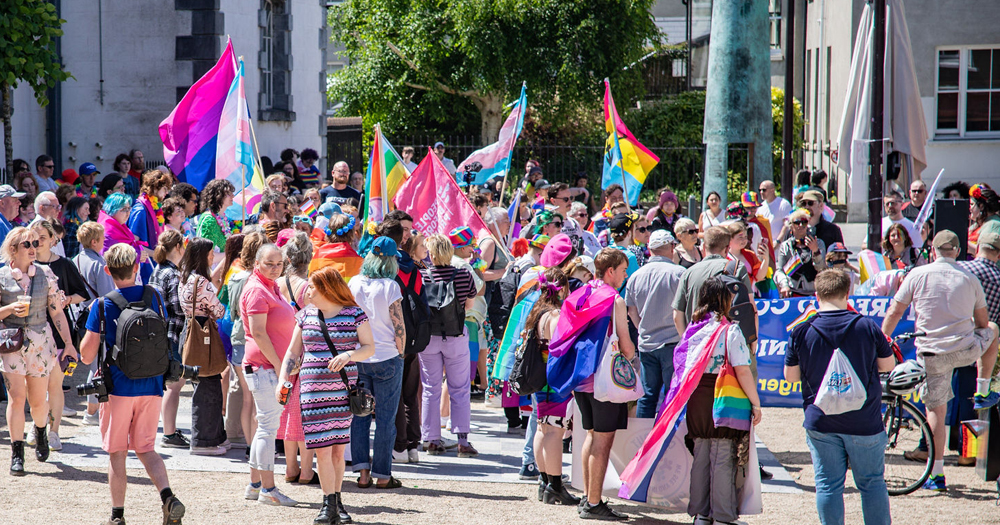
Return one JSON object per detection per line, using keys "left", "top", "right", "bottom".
{"left": 504, "top": 407, "right": 527, "bottom": 429}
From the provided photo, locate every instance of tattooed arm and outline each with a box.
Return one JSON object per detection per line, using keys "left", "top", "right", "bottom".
{"left": 389, "top": 299, "right": 406, "bottom": 355}
{"left": 275, "top": 325, "right": 304, "bottom": 402}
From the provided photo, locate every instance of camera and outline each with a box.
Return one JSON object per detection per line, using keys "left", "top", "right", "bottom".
{"left": 462, "top": 161, "right": 483, "bottom": 188}
{"left": 78, "top": 375, "right": 113, "bottom": 404}
{"left": 164, "top": 360, "right": 200, "bottom": 384}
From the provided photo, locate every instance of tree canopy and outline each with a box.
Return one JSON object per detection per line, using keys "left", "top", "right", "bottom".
{"left": 0, "top": 0, "right": 71, "bottom": 175}
{"left": 329, "top": 0, "right": 663, "bottom": 143}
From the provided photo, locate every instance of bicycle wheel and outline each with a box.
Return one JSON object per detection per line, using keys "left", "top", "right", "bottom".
{"left": 882, "top": 395, "right": 934, "bottom": 496}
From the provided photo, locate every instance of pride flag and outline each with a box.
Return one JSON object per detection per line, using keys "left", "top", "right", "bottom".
{"left": 457, "top": 83, "right": 527, "bottom": 186}
{"left": 300, "top": 201, "right": 318, "bottom": 220}
{"left": 785, "top": 305, "right": 818, "bottom": 332}
{"left": 358, "top": 126, "right": 411, "bottom": 255}
{"left": 858, "top": 249, "right": 891, "bottom": 284}
{"left": 160, "top": 39, "right": 238, "bottom": 191}
{"left": 393, "top": 148, "right": 491, "bottom": 239}
{"left": 506, "top": 189, "right": 522, "bottom": 246}
{"left": 782, "top": 251, "right": 804, "bottom": 276}
{"left": 601, "top": 79, "right": 659, "bottom": 207}
{"left": 216, "top": 58, "right": 266, "bottom": 215}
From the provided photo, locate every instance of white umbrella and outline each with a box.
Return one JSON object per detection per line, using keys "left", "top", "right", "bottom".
{"left": 836, "top": 0, "right": 928, "bottom": 204}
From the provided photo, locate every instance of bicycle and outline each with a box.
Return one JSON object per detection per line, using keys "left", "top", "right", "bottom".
{"left": 880, "top": 331, "right": 933, "bottom": 496}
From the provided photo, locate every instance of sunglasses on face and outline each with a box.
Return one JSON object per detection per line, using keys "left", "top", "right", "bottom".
{"left": 800, "top": 200, "right": 816, "bottom": 207}
{"left": 636, "top": 226, "right": 648, "bottom": 233}
{"left": 792, "top": 220, "right": 809, "bottom": 226}
{"left": 20, "top": 240, "right": 39, "bottom": 249}
{"left": 829, "top": 259, "right": 847, "bottom": 265}
{"left": 550, "top": 221, "right": 563, "bottom": 228}
{"left": 553, "top": 197, "right": 571, "bottom": 203}
{"left": 685, "top": 229, "right": 699, "bottom": 235}
{"left": 911, "top": 189, "right": 925, "bottom": 194}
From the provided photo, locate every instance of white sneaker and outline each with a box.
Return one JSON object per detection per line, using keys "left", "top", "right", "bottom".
{"left": 392, "top": 449, "right": 409, "bottom": 463}
{"left": 258, "top": 487, "right": 297, "bottom": 506}
{"left": 694, "top": 516, "right": 712, "bottom": 525}
{"left": 25, "top": 432, "right": 36, "bottom": 446}
{"left": 407, "top": 449, "right": 419, "bottom": 463}
{"left": 61, "top": 406, "right": 77, "bottom": 417}
{"left": 190, "top": 445, "right": 227, "bottom": 456}
{"left": 220, "top": 439, "right": 232, "bottom": 451}
{"left": 712, "top": 520, "right": 747, "bottom": 525}
{"left": 244, "top": 483, "right": 261, "bottom": 500}
{"left": 48, "top": 431, "right": 62, "bottom": 451}
{"left": 440, "top": 437, "right": 458, "bottom": 449}
{"left": 82, "top": 411, "right": 100, "bottom": 426}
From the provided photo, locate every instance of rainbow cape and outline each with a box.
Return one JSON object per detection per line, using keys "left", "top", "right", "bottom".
{"left": 308, "top": 242, "right": 363, "bottom": 280}
{"left": 601, "top": 79, "right": 659, "bottom": 207}
{"left": 491, "top": 290, "right": 540, "bottom": 382}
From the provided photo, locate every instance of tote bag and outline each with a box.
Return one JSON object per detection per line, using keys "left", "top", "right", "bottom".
{"left": 594, "top": 312, "right": 642, "bottom": 403}
{"left": 712, "top": 328, "right": 752, "bottom": 431}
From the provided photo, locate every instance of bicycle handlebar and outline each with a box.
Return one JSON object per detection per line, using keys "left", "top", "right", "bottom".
{"left": 893, "top": 332, "right": 926, "bottom": 342}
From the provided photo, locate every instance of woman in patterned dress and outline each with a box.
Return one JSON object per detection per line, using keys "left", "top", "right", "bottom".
{"left": 277, "top": 266, "right": 375, "bottom": 525}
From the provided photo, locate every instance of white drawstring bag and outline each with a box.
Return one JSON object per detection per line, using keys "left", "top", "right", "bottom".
{"left": 814, "top": 348, "right": 866, "bottom": 415}
{"left": 594, "top": 312, "right": 642, "bottom": 404}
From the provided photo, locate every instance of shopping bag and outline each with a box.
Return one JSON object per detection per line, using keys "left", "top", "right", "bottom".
{"left": 813, "top": 348, "right": 866, "bottom": 415}
{"left": 594, "top": 313, "right": 641, "bottom": 404}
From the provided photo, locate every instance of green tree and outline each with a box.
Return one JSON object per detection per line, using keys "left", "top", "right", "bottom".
{"left": 0, "top": 1, "right": 71, "bottom": 176}
{"left": 771, "top": 86, "right": 804, "bottom": 181}
{"left": 329, "top": 0, "right": 662, "bottom": 143}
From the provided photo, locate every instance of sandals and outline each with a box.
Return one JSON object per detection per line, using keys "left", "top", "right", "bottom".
{"left": 375, "top": 476, "right": 403, "bottom": 489}
{"left": 357, "top": 475, "right": 373, "bottom": 489}
{"left": 297, "top": 469, "right": 321, "bottom": 485}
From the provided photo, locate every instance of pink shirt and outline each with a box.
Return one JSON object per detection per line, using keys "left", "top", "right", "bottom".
{"left": 240, "top": 270, "right": 296, "bottom": 370}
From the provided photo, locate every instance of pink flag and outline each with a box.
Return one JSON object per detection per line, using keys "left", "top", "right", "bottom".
{"left": 394, "top": 148, "right": 490, "bottom": 238}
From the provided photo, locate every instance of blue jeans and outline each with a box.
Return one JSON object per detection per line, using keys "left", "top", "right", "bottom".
{"left": 351, "top": 356, "right": 404, "bottom": 479}
{"left": 521, "top": 402, "right": 538, "bottom": 467}
{"left": 637, "top": 343, "right": 676, "bottom": 418}
{"left": 805, "top": 429, "right": 891, "bottom": 525}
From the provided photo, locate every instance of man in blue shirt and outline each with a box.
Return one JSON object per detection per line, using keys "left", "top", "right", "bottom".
{"left": 80, "top": 243, "right": 185, "bottom": 525}
{"left": 785, "top": 269, "right": 895, "bottom": 525}
{"left": 0, "top": 184, "right": 26, "bottom": 245}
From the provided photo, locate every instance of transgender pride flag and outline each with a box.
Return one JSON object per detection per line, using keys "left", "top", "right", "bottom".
{"left": 457, "top": 83, "right": 527, "bottom": 186}
{"left": 216, "top": 58, "right": 266, "bottom": 215}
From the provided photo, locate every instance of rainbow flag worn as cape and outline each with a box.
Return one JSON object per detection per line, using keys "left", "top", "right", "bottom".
{"left": 491, "top": 290, "right": 540, "bottom": 382}
{"left": 308, "top": 242, "right": 363, "bottom": 281}
{"left": 601, "top": 79, "right": 659, "bottom": 207}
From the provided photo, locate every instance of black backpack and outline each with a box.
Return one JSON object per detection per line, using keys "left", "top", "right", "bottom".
{"left": 720, "top": 259, "right": 757, "bottom": 344}
{"left": 508, "top": 329, "right": 547, "bottom": 396}
{"left": 396, "top": 270, "right": 432, "bottom": 354}
{"left": 99, "top": 287, "right": 171, "bottom": 380}
{"left": 425, "top": 267, "right": 465, "bottom": 338}
{"left": 487, "top": 262, "right": 524, "bottom": 336}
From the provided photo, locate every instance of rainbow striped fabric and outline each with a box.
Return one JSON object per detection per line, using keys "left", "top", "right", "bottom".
{"left": 786, "top": 305, "right": 818, "bottom": 332}
{"left": 358, "top": 126, "right": 411, "bottom": 254}
{"left": 782, "top": 251, "right": 804, "bottom": 276}
{"left": 602, "top": 79, "right": 659, "bottom": 207}
{"left": 713, "top": 364, "right": 752, "bottom": 431}
{"left": 857, "top": 249, "right": 891, "bottom": 284}
{"left": 300, "top": 201, "right": 318, "bottom": 219}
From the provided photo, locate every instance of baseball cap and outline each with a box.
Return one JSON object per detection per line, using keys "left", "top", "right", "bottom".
{"left": 433, "top": 141, "right": 445, "bottom": 149}
{"left": 318, "top": 202, "right": 341, "bottom": 219}
{"left": 449, "top": 226, "right": 476, "bottom": 249}
{"left": 371, "top": 236, "right": 399, "bottom": 258}
{"left": 60, "top": 169, "right": 79, "bottom": 185}
{"left": 540, "top": 233, "right": 575, "bottom": 268}
{"left": 608, "top": 213, "right": 636, "bottom": 235}
{"left": 78, "top": 162, "right": 100, "bottom": 176}
{"left": 529, "top": 234, "right": 550, "bottom": 250}
{"left": 932, "top": 230, "right": 960, "bottom": 251}
{"left": 0, "top": 185, "right": 26, "bottom": 199}
{"left": 577, "top": 255, "right": 596, "bottom": 276}
{"left": 827, "top": 242, "right": 852, "bottom": 254}
{"left": 799, "top": 190, "right": 825, "bottom": 203}
{"left": 648, "top": 230, "right": 678, "bottom": 249}
{"left": 979, "top": 231, "right": 1000, "bottom": 251}
{"left": 275, "top": 228, "right": 295, "bottom": 248}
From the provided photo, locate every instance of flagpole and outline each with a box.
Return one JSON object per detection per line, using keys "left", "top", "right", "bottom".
{"left": 605, "top": 78, "right": 632, "bottom": 213}
{"left": 496, "top": 81, "right": 526, "bottom": 210}
{"left": 237, "top": 54, "right": 247, "bottom": 225}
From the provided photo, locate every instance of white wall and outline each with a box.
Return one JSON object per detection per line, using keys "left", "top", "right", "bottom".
{"left": 921, "top": 97, "right": 1000, "bottom": 188}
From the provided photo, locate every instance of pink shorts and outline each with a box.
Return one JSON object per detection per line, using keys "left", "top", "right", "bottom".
{"left": 99, "top": 395, "right": 161, "bottom": 454}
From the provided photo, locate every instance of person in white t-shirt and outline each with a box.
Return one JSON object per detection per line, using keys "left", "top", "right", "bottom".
{"left": 347, "top": 236, "right": 406, "bottom": 489}
{"left": 756, "top": 180, "right": 792, "bottom": 241}
{"left": 867, "top": 191, "right": 923, "bottom": 249}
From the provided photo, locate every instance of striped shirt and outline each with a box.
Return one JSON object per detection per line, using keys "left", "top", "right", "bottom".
{"left": 420, "top": 265, "right": 478, "bottom": 302}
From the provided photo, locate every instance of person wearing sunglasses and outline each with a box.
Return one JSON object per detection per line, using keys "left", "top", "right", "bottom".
{"left": 533, "top": 210, "right": 564, "bottom": 239}
{"left": 795, "top": 189, "right": 844, "bottom": 250}
{"left": 901, "top": 180, "right": 928, "bottom": 222}
{"left": 775, "top": 208, "right": 827, "bottom": 298}
{"left": 756, "top": 180, "right": 792, "bottom": 241}
{"left": 567, "top": 202, "right": 602, "bottom": 257}
{"left": 545, "top": 183, "right": 573, "bottom": 217}
{"left": 627, "top": 217, "right": 652, "bottom": 267}
{"left": 672, "top": 218, "right": 703, "bottom": 269}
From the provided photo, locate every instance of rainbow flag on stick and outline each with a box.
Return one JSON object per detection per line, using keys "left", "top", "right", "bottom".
{"left": 358, "top": 126, "right": 411, "bottom": 254}
{"left": 782, "top": 251, "right": 804, "bottom": 276}
{"left": 301, "top": 201, "right": 318, "bottom": 220}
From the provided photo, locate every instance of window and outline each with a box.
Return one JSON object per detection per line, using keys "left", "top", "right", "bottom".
{"left": 769, "top": 0, "right": 782, "bottom": 54}
{"left": 259, "top": 0, "right": 295, "bottom": 121}
{"left": 936, "top": 46, "right": 1000, "bottom": 137}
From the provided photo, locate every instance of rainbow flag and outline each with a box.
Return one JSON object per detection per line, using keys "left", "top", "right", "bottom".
{"left": 359, "top": 126, "right": 411, "bottom": 254}
{"left": 782, "top": 251, "right": 804, "bottom": 276}
{"left": 216, "top": 58, "right": 266, "bottom": 216}
{"left": 160, "top": 39, "right": 238, "bottom": 191}
{"left": 601, "top": 79, "right": 659, "bottom": 207}
{"left": 786, "top": 305, "right": 818, "bottom": 332}
{"left": 300, "top": 201, "right": 318, "bottom": 220}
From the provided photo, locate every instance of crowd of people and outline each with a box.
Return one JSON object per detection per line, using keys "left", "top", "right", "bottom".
{"left": 1, "top": 148, "right": 999, "bottom": 525}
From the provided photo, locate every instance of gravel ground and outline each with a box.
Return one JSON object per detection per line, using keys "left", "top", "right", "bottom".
{"left": 2, "top": 399, "right": 999, "bottom": 524}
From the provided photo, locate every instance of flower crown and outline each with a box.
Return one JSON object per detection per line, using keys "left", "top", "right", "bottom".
{"left": 327, "top": 215, "right": 356, "bottom": 238}
{"left": 971, "top": 183, "right": 986, "bottom": 200}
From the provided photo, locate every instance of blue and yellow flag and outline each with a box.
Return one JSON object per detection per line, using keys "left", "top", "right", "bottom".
{"left": 601, "top": 79, "right": 659, "bottom": 207}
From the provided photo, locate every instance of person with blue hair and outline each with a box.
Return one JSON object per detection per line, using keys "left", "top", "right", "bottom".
{"left": 98, "top": 193, "right": 150, "bottom": 267}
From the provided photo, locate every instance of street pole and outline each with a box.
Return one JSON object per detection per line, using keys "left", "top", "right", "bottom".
{"left": 781, "top": 0, "right": 796, "bottom": 202}
{"left": 867, "top": 0, "right": 885, "bottom": 251}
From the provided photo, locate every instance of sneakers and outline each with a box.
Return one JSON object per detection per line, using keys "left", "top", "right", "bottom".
{"left": 161, "top": 432, "right": 190, "bottom": 449}
{"left": 440, "top": 437, "right": 459, "bottom": 449}
{"left": 82, "top": 411, "right": 100, "bottom": 426}
{"left": 457, "top": 443, "right": 479, "bottom": 458}
{"left": 48, "top": 431, "right": 62, "bottom": 451}
{"left": 440, "top": 417, "right": 451, "bottom": 429}
{"left": 407, "top": 449, "right": 419, "bottom": 464}
{"left": 162, "top": 495, "right": 185, "bottom": 524}
{"left": 220, "top": 439, "right": 233, "bottom": 451}
{"left": 424, "top": 441, "right": 447, "bottom": 455}
{"left": 973, "top": 391, "right": 1000, "bottom": 410}
{"left": 922, "top": 474, "right": 947, "bottom": 492}
{"left": 579, "top": 500, "right": 628, "bottom": 521}
{"left": 189, "top": 445, "right": 227, "bottom": 456}
{"left": 693, "top": 516, "right": 712, "bottom": 525}
{"left": 507, "top": 425, "right": 526, "bottom": 436}
{"left": 62, "top": 406, "right": 77, "bottom": 417}
{"left": 518, "top": 462, "right": 539, "bottom": 480}
{"left": 244, "top": 483, "right": 262, "bottom": 500}
{"left": 258, "top": 486, "right": 298, "bottom": 506}
{"left": 105, "top": 519, "right": 125, "bottom": 525}
{"left": 392, "top": 449, "right": 409, "bottom": 463}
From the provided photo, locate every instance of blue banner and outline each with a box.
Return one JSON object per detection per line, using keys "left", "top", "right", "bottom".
{"left": 755, "top": 296, "right": 918, "bottom": 408}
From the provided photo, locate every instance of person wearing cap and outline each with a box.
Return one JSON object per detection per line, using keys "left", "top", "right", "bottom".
{"left": 825, "top": 242, "right": 860, "bottom": 292}
{"left": 419, "top": 234, "right": 480, "bottom": 458}
{"left": 647, "top": 188, "right": 685, "bottom": 235}
{"left": 775, "top": 208, "right": 827, "bottom": 298}
{"left": 522, "top": 166, "right": 544, "bottom": 190}
{"left": 797, "top": 190, "right": 844, "bottom": 249}
{"left": 449, "top": 226, "right": 490, "bottom": 402}
{"left": 607, "top": 213, "right": 640, "bottom": 290}
{"left": 348, "top": 236, "right": 407, "bottom": 489}
{"left": 740, "top": 191, "right": 774, "bottom": 260}
{"left": 757, "top": 180, "right": 792, "bottom": 241}
{"left": 882, "top": 229, "right": 1000, "bottom": 492}
{"left": 625, "top": 229, "right": 685, "bottom": 418}
{"left": 0, "top": 185, "right": 27, "bottom": 246}
{"left": 432, "top": 142, "right": 457, "bottom": 176}
{"left": 76, "top": 163, "right": 101, "bottom": 198}
{"left": 60, "top": 169, "right": 79, "bottom": 187}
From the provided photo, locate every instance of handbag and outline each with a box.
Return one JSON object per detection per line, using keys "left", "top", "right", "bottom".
{"left": 318, "top": 308, "right": 375, "bottom": 417}
{"left": 508, "top": 328, "right": 547, "bottom": 396}
{"left": 181, "top": 276, "right": 227, "bottom": 376}
{"left": 593, "top": 310, "right": 642, "bottom": 403}
{"left": 0, "top": 269, "right": 37, "bottom": 355}
{"left": 712, "top": 328, "right": 752, "bottom": 431}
